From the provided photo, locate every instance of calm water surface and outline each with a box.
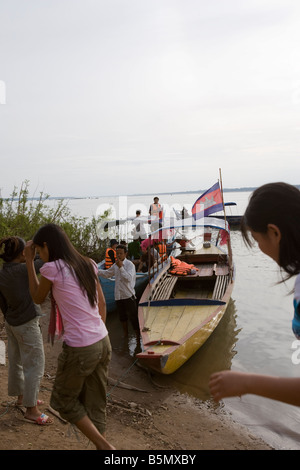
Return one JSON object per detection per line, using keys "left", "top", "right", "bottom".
{"left": 63, "top": 190, "right": 300, "bottom": 450}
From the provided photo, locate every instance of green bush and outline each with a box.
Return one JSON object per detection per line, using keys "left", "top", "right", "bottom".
{"left": 0, "top": 181, "right": 109, "bottom": 263}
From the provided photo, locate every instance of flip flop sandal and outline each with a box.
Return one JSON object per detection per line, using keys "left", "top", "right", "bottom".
{"left": 24, "top": 413, "right": 53, "bottom": 425}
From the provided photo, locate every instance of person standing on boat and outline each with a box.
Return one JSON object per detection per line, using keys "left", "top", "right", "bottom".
{"left": 149, "top": 197, "right": 163, "bottom": 236}
{"left": 0, "top": 236, "right": 50, "bottom": 425}
{"left": 209, "top": 182, "right": 300, "bottom": 410}
{"left": 132, "top": 210, "right": 147, "bottom": 240}
{"left": 98, "top": 244, "right": 140, "bottom": 341}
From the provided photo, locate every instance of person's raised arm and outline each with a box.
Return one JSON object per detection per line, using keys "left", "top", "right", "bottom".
{"left": 98, "top": 265, "right": 115, "bottom": 278}
{"left": 116, "top": 258, "right": 135, "bottom": 283}
{"left": 209, "top": 370, "right": 300, "bottom": 407}
{"left": 96, "top": 280, "right": 107, "bottom": 324}
{"left": 24, "top": 241, "right": 52, "bottom": 304}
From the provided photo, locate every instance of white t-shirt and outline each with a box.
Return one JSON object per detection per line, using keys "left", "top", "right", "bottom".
{"left": 98, "top": 258, "right": 136, "bottom": 300}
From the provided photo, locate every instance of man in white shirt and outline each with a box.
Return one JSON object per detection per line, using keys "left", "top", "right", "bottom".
{"left": 131, "top": 209, "right": 147, "bottom": 240}
{"left": 98, "top": 244, "right": 140, "bottom": 340}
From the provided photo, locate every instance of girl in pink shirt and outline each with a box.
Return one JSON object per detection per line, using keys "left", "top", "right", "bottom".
{"left": 25, "top": 223, "right": 115, "bottom": 451}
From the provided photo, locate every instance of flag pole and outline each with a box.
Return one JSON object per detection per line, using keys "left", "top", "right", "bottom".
{"left": 219, "top": 168, "right": 227, "bottom": 222}
{"left": 219, "top": 168, "right": 233, "bottom": 273}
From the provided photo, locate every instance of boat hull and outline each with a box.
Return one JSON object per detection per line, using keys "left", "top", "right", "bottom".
{"left": 210, "top": 214, "right": 242, "bottom": 228}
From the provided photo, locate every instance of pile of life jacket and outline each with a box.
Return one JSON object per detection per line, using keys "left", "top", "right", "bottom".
{"left": 169, "top": 256, "right": 198, "bottom": 276}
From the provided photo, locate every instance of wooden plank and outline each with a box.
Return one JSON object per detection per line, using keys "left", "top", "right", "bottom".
{"left": 143, "top": 305, "right": 158, "bottom": 330}
{"left": 160, "top": 306, "right": 183, "bottom": 340}
{"left": 196, "top": 264, "right": 214, "bottom": 277}
{"left": 214, "top": 264, "right": 229, "bottom": 275}
{"left": 150, "top": 275, "right": 177, "bottom": 301}
{"left": 212, "top": 275, "right": 229, "bottom": 299}
{"left": 182, "top": 304, "right": 216, "bottom": 336}
{"left": 152, "top": 276, "right": 177, "bottom": 301}
{"left": 170, "top": 304, "right": 217, "bottom": 341}
{"left": 150, "top": 306, "right": 172, "bottom": 336}
{"left": 171, "top": 305, "right": 193, "bottom": 341}
{"left": 175, "top": 286, "right": 211, "bottom": 299}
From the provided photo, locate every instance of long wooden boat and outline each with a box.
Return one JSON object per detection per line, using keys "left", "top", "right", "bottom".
{"left": 97, "top": 260, "right": 149, "bottom": 312}
{"left": 209, "top": 203, "right": 242, "bottom": 228}
{"left": 211, "top": 214, "right": 241, "bottom": 228}
{"left": 136, "top": 217, "right": 235, "bottom": 374}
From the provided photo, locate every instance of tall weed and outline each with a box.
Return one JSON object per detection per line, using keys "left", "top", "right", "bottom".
{"left": 0, "top": 181, "right": 109, "bottom": 262}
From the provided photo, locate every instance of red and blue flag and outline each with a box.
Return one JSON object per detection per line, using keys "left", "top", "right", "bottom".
{"left": 192, "top": 182, "right": 223, "bottom": 220}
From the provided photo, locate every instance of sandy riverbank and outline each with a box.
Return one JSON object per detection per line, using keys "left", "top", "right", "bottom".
{"left": 0, "top": 298, "right": 272, "bottom": 452}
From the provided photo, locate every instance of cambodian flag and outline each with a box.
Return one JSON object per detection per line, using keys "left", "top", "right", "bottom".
{"left": 192, "top": 182, "right": 223, "bottom": 220}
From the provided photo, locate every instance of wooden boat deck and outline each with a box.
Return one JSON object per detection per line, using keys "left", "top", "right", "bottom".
{"left": 140, "top": 261, "right": 230, "bottom": 346}
{"left": 141, "top": 299, "right": 220, "bottom": 345}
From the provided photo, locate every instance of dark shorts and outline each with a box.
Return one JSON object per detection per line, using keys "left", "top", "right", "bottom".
{"left": 116, "top": 297, "right": 139, "bottom": 330}
{"left": 50, "top": 335, "right": 111, "bottom": 434}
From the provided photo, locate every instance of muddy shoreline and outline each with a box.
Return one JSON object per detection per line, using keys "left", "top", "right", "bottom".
{"left": 0, "top": 298, "right": 272, "bottom": 451}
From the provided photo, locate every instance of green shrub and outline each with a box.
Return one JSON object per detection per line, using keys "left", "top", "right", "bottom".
{"left": 0, "top": 181, "right": 109, "bottom": 263}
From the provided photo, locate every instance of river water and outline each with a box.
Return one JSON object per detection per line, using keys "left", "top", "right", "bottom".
{"left": 59, "top": 190, "right": 300, "bottom": 450}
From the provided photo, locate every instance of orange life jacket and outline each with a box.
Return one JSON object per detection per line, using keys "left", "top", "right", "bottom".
{"left": 169, "top": 256, "right": 197, "bottom": 276}
{"left": 150, "top": 203, "right": 162, "bottom": 219}
{"left": 105, "top": 248, "right": 116, "bottom": 269}
{"left": 157, "top": 242, "right": 167, "bottom": 261}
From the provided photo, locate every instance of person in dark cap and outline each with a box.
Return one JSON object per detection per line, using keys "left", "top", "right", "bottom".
{"left": 105, "top": 239, "right": 118, "bottom": 269}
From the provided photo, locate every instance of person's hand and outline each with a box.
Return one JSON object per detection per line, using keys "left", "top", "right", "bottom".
{"left": 115, "top": 258, "right": 123, "bottom": 268}
{"left": 24, "top": 240, "right": 36, "bottom": 261}
{"left": 209, "top": 370, "right": 249, "bottom": 402}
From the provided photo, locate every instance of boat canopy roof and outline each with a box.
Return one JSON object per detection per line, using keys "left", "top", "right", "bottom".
{"left": 149, "top": 216, "right": 230, "bottom": 237}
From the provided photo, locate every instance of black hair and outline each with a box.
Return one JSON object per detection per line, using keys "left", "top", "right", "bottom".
{"left": 33, "top": 224, "right": 98, "bottom": 306}
{"left": 116, "top": 244, "right": 127, "bottom": 253}
{"left": 0, "top": 236, "right": 25, "bottom": 263}
{"left": 241, "top": 182, "right": 300, "bottom": 278}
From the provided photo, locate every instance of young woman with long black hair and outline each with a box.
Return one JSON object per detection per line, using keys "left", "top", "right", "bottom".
{"left": 24, "top": 223, "right": 115, "bottom": 450}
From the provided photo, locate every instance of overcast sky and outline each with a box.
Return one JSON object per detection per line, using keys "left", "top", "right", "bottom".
{"left": 1, "top": 0, "right": 300, "bottom": 197}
